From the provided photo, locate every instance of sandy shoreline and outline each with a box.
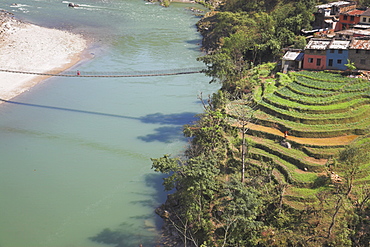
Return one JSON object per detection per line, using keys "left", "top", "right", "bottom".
{"left": 0, "top": 11, "right": 87, "bottom": 102}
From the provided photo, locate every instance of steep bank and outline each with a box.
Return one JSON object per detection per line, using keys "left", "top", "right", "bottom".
{"left": 0, "top": 10, "right": 87, "bottom": 101}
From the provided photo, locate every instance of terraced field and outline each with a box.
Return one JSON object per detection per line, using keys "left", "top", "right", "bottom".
{"left": 226, "top": 70, "right": 370, "bottom": 207}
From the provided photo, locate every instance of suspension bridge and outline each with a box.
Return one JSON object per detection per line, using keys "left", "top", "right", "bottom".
{"left": 0, "top": 67, "right": 206, "bottom": 78}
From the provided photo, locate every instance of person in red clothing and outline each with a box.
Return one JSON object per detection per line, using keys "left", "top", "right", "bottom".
{"left": 284, "top": 130, "right": 288, "bottom": 138}
{"left": 77, "top": 70, "right": 80, "bottom": 76}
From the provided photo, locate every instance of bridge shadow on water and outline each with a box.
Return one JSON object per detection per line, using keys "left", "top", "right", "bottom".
{"left": 0, "top": 99, "right": 191, "bottom": 245}
{"left": 138, "top": 112, "right": 200, "bottom": 143}
{"left": 0, "top": 98, "right": 200, "bottom": 143}
{"left": 89, "top": 173, "right": 170, "bottom": 247}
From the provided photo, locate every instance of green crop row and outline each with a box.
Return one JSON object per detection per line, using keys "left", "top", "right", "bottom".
{"left": 254, "top": 99, "right": 370, "bottom": 120}
{"left": 285, "top": 187, "right": 328, "bottom": 203}
{"left": 253, "top": 109, "right": 370, "bottom": 133}
{"left": 292, "top": 71, "right": 363, "bottom": 83}
{"left": 302, "top": 146, "right": 344, "bottom": 159}
{"left": 344, "top": 80, "right": 370, "bottom": 91}
{"left": 248, "top": 118, "right": 365, "bottom": 140}
{"left": 275, "top": 87, "right": 370, "bottom": 105}
{"left": 256, "top": 100, "right": 370, "bottom": 127}
{"left": 295, "top": 76, "right": 351, "bottom": 90}
{"left": 249, "top": 145, "right": 319, "bottom": 186}
{"left": 264, "top": 93, "right": 370, "bottom": 113}
{"left": 251, "top": 138, "right": 324, "bottom": 172}
{"left": 249, "top": 149, "right": 294, "bottom": 184}
{"left": 287, "top": 82, "right": 336, "bottom": 97}
{"left": 287, "top": 81, "right": 370, "bottom": 99}
{"left": 259, "top": 101, "right": 369, "bottom": 125}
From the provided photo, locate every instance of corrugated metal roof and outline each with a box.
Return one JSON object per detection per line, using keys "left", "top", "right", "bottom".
{"left": 336, "top": 29, "right": 370, "bottom": 36}
{"left": 336, "top": 29, "right": 356, "bottom": 35}
{"left": 305, "top": 40, "right": 331, "bottom": 50}
{"left": 328, "top": 40, "right": 350, "bottom": 49}
{"left": 354, "top": 24, "right": 370, "bottom": 29}
{"left": 345, "top": 9, "right": 365, "bottom": 16}
{"left": 282, "top": 51, "right": 304, "bottom": 61}
{"left": 316, "top": 4, "right": 332, "bottom": 9}
{"left": 316, "top": 1, "right": 351, "bottom": 8}
{"left": 354, "top": 29, "right": 370, "bottom": 35}
{"left": 349, "top": 39, "right": 370, "bottom": 49}
{"left": 361, "top": 8, "right": 370, "bottom": 16}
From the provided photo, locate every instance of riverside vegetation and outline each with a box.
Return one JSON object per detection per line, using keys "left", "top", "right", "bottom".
{"left": 152, "top": 0, "right": 370, "bottom": 246}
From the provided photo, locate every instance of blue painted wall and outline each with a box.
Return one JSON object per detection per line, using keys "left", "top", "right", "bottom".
{"left": 326, "top": 49, "right": 349, "bottom": 70}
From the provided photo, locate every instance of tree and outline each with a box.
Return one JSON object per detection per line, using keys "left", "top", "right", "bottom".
{"left": 152, "top": 154, "right": 221, "bottom": 245}
{"left": 197, "top": 28, "right": 257, "bottom": 90}
{"left": 183, "top": 94, "right": 233, "bottom": 160}
{"left": 213, "top": 178, "right": 262, "bottom": 246}
{"left": 345, "top": 59, "right": 356, "bottom": 75}
{"left": 339, "top": 143, "right": 370, "bottom": 195}
{"left": 226, "top": 94, "right": 257, "bottom": 183}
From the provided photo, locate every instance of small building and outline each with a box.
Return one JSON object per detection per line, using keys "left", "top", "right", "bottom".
{"left": 358, "top": 8, "right": 370, "bottom": 27}
{"left": 336, "top": 9, "right": 365, "bottom": 31}
{"left": 348, "top": 38, "right": 370, "bottom": 70}
{"left": 281, "top": 51, "right": 304, "bottom": 73}
{"left": 313, "top": 1, "right": 357, "bottom": 30}
{"left": 335, "top": 29, "right": 356, "bottom": 39}
{"left": 316, "top": 1, "right": 356, "bottom": 16}
{"left": 336, "top": 28, "right": 370, "bottom": 39}
{"left": 303, "top": 39, "right": 331, "bottom": 70}
{"left": 326, "top": 40, "right": 350, "bottom": 70}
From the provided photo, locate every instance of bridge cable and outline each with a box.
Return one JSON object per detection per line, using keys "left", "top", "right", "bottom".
{"left": 0, "top": 68, "right": 205, "bottom": 78}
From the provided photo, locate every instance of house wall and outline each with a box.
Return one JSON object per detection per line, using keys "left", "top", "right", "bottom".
{"left": 303, "top": 51, "right": 327, "bottom": 70}
{"left": 336, "top": 14, "right": 361, "bottom": 31}
{"left": 348, "top": 49, "right": 370, "bottom": 70}
{"left": 360, "top": 14, "right": 370, "bottom": 24}
{"left": 326, "top": 49, "right": 349, "bottom": 70}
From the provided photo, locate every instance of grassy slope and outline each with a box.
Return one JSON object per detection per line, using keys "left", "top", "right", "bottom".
{"left": 227, "top": 68, "right": 370, "bottom": 208}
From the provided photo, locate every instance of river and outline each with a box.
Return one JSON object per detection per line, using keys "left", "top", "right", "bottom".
{"left": 0, "top": 1, "right": 218, "bottom": 246}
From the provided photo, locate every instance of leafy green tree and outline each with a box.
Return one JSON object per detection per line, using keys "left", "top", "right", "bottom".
{"left": 339, "top": 143, "right": 370, "bottom": 195}
{"left": 358, "top": 0, "right": 370, "bottom": 7}
{"left": 345, "top": 59, "right": 357, "bottom": 74}
{"left": 293, "top": 35, "right": 307, "bottom": 49}
{"left": 213, "top": 178, "right": 262, "bottom": 246}
{"left": 183, "top": 102, "right": 232, "bottom": 160}
{"left": 151, "top": 154, "right": 222, "bottom": 244}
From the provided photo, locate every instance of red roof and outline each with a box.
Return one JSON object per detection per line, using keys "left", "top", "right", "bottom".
{"left": 349, "top": 39, "right": 370, "bottom": 50}
{"left": 344, "top": 9, "right": 365, "bottom": 16}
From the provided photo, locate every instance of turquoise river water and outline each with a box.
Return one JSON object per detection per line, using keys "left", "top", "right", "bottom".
{"left": 0, "top": 1, "right": 218, "bottom": 246}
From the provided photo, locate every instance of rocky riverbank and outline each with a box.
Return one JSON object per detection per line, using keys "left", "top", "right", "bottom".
{"left": 0, "top": 10, "right": 87, "bottom": 102}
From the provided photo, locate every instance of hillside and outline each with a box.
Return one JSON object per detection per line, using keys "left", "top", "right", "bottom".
{"left": 226, "top": 69, "right": 370, "bottom": 208}
{"left": 153, "top": 67, "right": 370, "bottom": 246}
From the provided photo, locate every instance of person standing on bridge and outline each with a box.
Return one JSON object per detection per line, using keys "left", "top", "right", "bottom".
{"left": 77, "top": 70, "right": 80, "bottom": 76}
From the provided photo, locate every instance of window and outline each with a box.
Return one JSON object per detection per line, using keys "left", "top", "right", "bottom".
{"left": 366, "top": 50, "right": 370, "bottom": 54}
{"left": 330, "top": 49, "right": 335, "bottom": 53}
{"left": 344, "top": 15, "right": 348, "bottom": 20}
{"left": 328, "top": 59, "right": 333, "bottom": 66}
{"left": 308, "top": 58, "right": 314, "bottom": 63}
{"left": 360, "top": 59, "right": 366, "bottom": 64}
{"left": 338, "top": 49, "right": 343, "bottom": 54}
{"left": 363, "top": 17, "right": 367, "bottom": 22}
{"left": 350, "top": 16, "right": 355, "bottom": 21}
{"left": 356, "top": 49, "right": 361, "bottom": 54}
{"left": 337, "top": 59, "right": 342, "bottom": 64}
{"left": 317, "top": 58, "right": 321, "bottom": 66}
